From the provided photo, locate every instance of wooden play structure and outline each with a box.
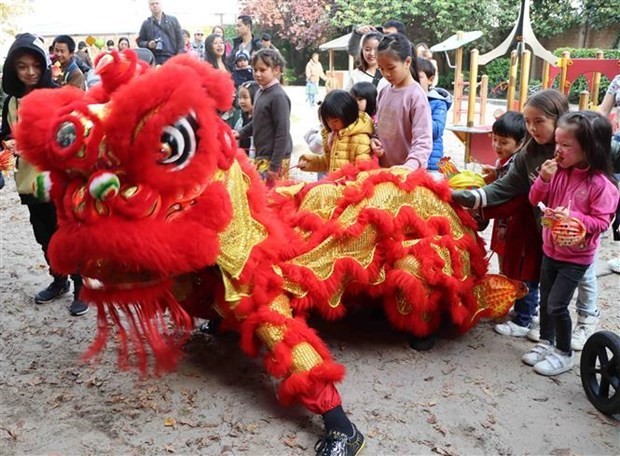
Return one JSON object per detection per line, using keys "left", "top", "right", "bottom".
{"left": 442, "top": 0, "right": 620, "bottom": 165}
{"left": 318, "top": 33, "right": 356, "bottom": 90}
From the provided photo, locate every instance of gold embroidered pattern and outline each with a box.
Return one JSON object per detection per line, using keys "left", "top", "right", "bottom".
{"left": 291, "top": 225, "right": 378, "bottom": 281}
{"left": 270, "top": 295, "right": 293, "bottom": 317}
{"left": 217, "top": 161, "right": 268, "bottom": 278}
{"left": 291, "top": 342, "right": 323, "bottom": 373}
{"left": 431, "top": 244, "right": 453, "bottom": 275}
{"left": 256, "top": 323, "right": 286, "bottom": 350}
{"left": 396, "top": 289, "right": 412, "bottom": 315}
{"left": 394, "top": 255, "right": 422, "bottom": 278}
{"left": 221, "top": 270, "right": 249, "bottom": 306}
{"left": 328, "top": 283, "right": 347, "bottom": 309}
{"left": 299, "top": 184, "right": 343, "bottom": 220}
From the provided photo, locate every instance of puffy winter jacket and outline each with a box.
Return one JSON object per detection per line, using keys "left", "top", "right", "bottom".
{"left": 427, "top": 87, "right": 452, "bottom": 171}
{"left": 301, "top": 112, "right": 374, "bottom": 172}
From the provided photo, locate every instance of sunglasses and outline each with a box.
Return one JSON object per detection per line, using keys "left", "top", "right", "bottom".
{"left": 195, "top": 33, "right": 204, "bottom": 36}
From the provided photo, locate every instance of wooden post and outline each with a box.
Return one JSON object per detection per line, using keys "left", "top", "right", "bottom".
{"left": 518, "top": 50, "right": 532, "bottom": 112}
{"left": 506, "top": 50, "right": 519, "bottom": 112}
{"left": 328, "top": 50, "right": 334, "bottom": 72}
{"left": 480, "top": 75, "right": 488, "bottom": 124}
{"left": 467, "top": 49, "right": 479, "bottom": 128}
{"left": 452, "top": 31, "right": 465, "bottom": 124}
{"left": 541, "top": 60, "right": 550, "bottom": 89}
{"left": 560, "top": 51, "right": 570, "bottom": 96}
{"left": 591, "top": 50, "right": 604, "bottom": 108}
{"left": 579, "top": 91, "right": 590, "bottom": 110}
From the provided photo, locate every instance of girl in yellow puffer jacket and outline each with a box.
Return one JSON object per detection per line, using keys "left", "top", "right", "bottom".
{"left": 298, "top": 90, "right": 375, "bottom": 174}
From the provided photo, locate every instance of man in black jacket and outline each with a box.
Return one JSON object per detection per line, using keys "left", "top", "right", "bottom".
{"left": 228, "top": 15, "right": 262, "bottom": 67}
{"left": 137, "top": 0, "right": 184, "bottom": 65}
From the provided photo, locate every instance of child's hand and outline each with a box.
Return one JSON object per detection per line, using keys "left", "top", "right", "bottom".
{"left": 539, "top": 158, "right": 557, "bottom": 182}
{"left": 550, "top": 206, "right": 570, "bottom": 219}
{"left": 297, "top": 158, "right": 308, "bottom": 170}
{"left": 3, "top": 139, "right": 16, "bottom": 154}
{"left": 481, "top": 164, "right": 496, "bottom": 183}
{"left": 370, "top": 138, "right": 384, "bottom": 157}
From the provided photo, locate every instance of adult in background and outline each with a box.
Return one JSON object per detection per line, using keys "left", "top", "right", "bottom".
{"left": 305, "top": 52, "right": 327, "bottom": 107}
{"left": 191, "top": 29, "right": 206, "bottom": 60}
{"left": 345, "top": 31, "right": 389, "bottom": 93}
{"left": 260, "top": 33, "right": 278, "bottom": 53}
{"left": 205, "top": 33, "right": 235, "bottom": 126}
{"left": 347, "top": 19, "right": 406, "bottom": 58}
{"left": 118, "top": 37, "right": 131, "bottom": 51}
{"left": 52, "top": 35, "right": 85, "bottom": 90}
{"left": 212, "top": 25, "right": 233, "bottom": 55}
{"left": 75, "top": 41, "right": 93, "bottom": 72}
{"left": 228, "top": 15, "right": 261, "bottom": 67}
{"left": 1, "top": 33, "right": 87, "bottom": 316}
{"left": 137, "top": 0, "right": 184, "bottom": 65}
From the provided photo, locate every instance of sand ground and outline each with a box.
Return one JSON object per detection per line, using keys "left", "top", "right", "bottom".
{"left": 1, "top": 86, "right": 619, "bottom": 456}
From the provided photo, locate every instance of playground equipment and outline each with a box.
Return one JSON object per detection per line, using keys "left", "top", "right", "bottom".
{"left": 443, "top": 0, "right": 620, "bottom": 165}
{"left": 543, "top": 51, "right": 620, "bottom": 109}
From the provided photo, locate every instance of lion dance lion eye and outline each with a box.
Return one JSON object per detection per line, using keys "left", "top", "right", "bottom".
{"left": 158, "top": 112, "right": 198, "bottom": 171}
{"left": 56, "top": 121, "right": 78, "bottom": 148}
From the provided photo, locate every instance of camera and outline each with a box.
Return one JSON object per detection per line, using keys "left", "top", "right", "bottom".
{"left": 154, "top": 38, "right": 163, "bottom": 52}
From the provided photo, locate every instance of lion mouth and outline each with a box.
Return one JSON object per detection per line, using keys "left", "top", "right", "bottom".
{"left": 82, "top": 262, "right": 167, "bottom": 291}
{"left": 83, "top": 275, "right": 166, "bottom": 291}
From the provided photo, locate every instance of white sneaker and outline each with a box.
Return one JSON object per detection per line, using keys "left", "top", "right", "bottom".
{"left": 495, "top": 321, "right": 529, "bottom": 337}
{"left": 526, "top": 315, "right": 540, "bottom": 342}
{"left": 522, "top": 341, "right": 553, "bottom": 366}
{"left": 609, "top": 258, "right": 620, "bottom": 274}
{"left": 533, "top": 349, "right": 574, "bottom": 376}
{"left": 571, "top": 314, "right": 599, "bottom": 351}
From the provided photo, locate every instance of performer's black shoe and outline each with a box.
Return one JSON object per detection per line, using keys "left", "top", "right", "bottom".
{"left": 315, "top": 422, "right": 365, "bottom": 456}
{"left": 408, "top": 334, "right": 437, "bottom": 351}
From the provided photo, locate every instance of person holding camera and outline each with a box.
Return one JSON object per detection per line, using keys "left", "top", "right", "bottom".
{"left": 347, "top": 19, "right": 406, "bottom": 58}
{"left": 137, "top": 0, "right": 184, "bottom": 65}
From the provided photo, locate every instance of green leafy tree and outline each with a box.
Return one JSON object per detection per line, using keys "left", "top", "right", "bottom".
{"left": 0, "top": 0, "right": 31, "bottom": 40}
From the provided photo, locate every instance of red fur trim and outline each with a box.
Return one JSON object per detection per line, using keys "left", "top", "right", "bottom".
{"left": 81, "top": 282, "right": 193, "bottom": 375}
{"left": 277, "top": 363, "right": 346, "bottom": 407}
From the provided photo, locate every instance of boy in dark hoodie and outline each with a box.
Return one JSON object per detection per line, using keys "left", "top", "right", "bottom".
{"left": 416, "top": 57, "right": 453, "bottom": 172}
{"left": 0, "top": 33, "right": 87, "bottom": 316}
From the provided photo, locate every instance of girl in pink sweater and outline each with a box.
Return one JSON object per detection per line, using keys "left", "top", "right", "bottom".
{"left": 526, "top": 111, "right": 619, "bottom": 376}
{"left": 371, "top": 33, "right": 432, "bottom": 170}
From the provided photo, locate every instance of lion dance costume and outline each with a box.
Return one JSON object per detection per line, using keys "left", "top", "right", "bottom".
{"left": 15, "top": 52, "right": 525, "bottom": 455}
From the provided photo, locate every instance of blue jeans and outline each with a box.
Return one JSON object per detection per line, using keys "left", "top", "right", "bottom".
{"left": 306, "top": 82, "right": 318, "bottom": 106}
{"left": 512, "top": 280, "right": 539, "bottom": 327}
{"left": 576, "top": 260, "right": 599, "bottom": 317}
{"left": 539, "top": 255, "right": 589, "bottom": 353}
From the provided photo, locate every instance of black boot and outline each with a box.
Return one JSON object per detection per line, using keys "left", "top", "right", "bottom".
{"left": 408, "top": 334, "right": 437, "bottom": 351}
{"left": 35, "top": 276, "right": 70, "bottom": 304}
{"left": 69, "top": 275, "right": 88, "bottom": 316}
{"left": 315, "top": 406, "right": 365, "bottom": 456}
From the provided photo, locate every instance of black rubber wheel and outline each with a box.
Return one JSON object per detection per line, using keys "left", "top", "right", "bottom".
{"left": 580, "top": 331, "right": 620, "bottom": 416}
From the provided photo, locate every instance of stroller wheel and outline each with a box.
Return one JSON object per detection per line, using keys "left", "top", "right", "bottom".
{"left": 580, "top": 331, "right": 620, "bottom": 415}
